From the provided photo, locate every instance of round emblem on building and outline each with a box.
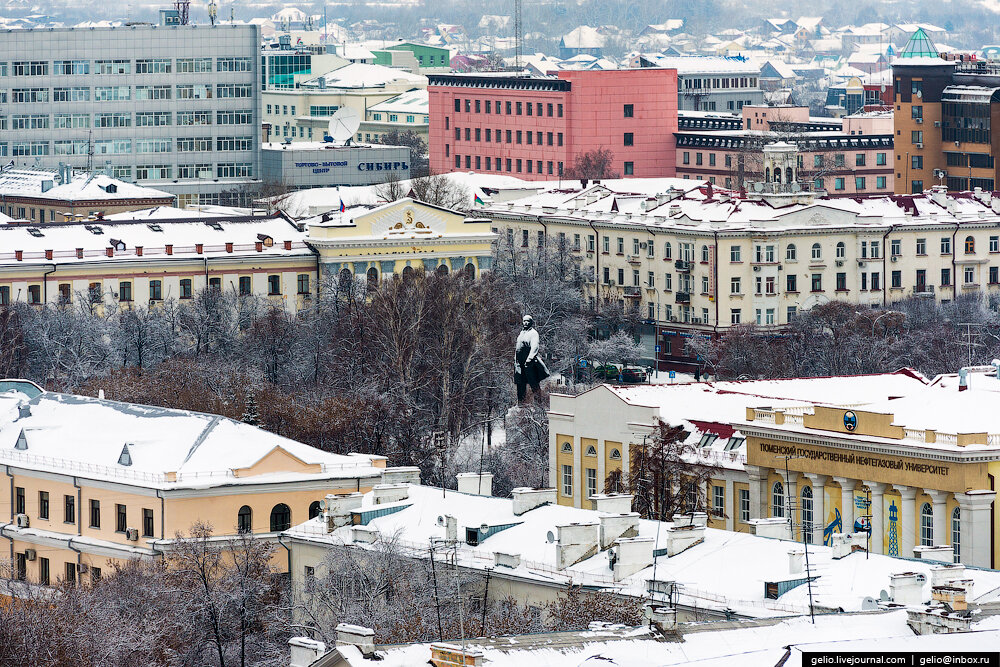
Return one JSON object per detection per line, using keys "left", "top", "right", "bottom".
{"left": 844, "top": 411, "right": 858, "bottom": 432}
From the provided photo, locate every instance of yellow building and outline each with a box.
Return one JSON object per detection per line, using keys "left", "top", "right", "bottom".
{"left": 0, "top": 381, "right": 384, "bottom": 585}
{"left": 0, "top": 213, "right": 320, "bottom": 311}
{"left": 306, "top": 198, "right": 496, "bottom": 280}
{"left": 548, "top": 368, "right": 1000, "bottom": 568}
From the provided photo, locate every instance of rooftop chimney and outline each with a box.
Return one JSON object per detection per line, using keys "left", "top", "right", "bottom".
{"left": 512, "top": 487, "right": 557, "bottom": 515}
{"left": 335, "top": 624, "right": 375, "bottom": 658}
{"left": 288, "top": 637, "right": 327, "bottom": 667}
{"left": 456, "top": 472, "right": 493, "bottom": 496}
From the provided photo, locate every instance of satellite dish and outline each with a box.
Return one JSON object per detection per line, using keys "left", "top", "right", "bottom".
{"left": 880, "top": 84, "right": 887, "bottom": 93}
{"left": 329, "top": 107, "right": 361, "bottom": 144}
{"left": 436, "top": 515, "right": 445, "bottom": 527}
{"left": 880, "top": 589, "right": 890, "bottom": 602}
{"left": 545, "top": 530, "right": 555, "bottom": 543}
{"left": 480, "top": 523, "right": 489, "bottom": 534}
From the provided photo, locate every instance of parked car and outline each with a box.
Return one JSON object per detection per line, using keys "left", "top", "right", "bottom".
{"left": 593, "top": 364, "right": 621, "bottom": 380}
{"left": 621, "top": 366, "right": 647, "bottom": 383}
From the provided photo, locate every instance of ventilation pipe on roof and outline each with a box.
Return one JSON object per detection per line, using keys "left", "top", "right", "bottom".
{"left": 959, "top": 367, "right": 969, "bottom": 392}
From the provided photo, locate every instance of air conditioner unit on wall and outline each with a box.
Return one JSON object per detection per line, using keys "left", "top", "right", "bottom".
{"left": 25, "top": 549, "right": 36, "bottom": 561}
{"left": 891, "top": 256, "right": 898, "bottom": 263}
{"left": 916, "top": 142, "right": 923, "bottom": 149}
{"left": 15, "top": 513, "right": 29, "bottom": 528}
{"left": 915, "top": 118, "right": 923, "bottom": 124}
{"left": 126, "top": 527, "right": 139, "bottom": 541}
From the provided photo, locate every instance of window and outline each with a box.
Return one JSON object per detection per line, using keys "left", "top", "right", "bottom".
{"left": 992, "top": 267, "right": 999, "bottom": 284}
{"left": 911, "top": 155, "right": 923, "bottom": 170}
{"left": 89, "top": 499, "right": 101, "bottom": 529}
{"left": 739, "top": 489, "right": 750, "bottom": 523}
{"left": 15, "top": 486, "right": 24, "bottom": 514}
{"left": 624, "top": 162, "right": 634, "bottom": 176}
{"left": 730, "top": 245, "right": 741, "bottom": 262}
{"left": 731, "top": 308, "right": 741, "bottom": 324}
{"left": 624, "top": 104, "right": 634, "bottom": 117}
{"left": 238, "top": 276, "right": 252, "bottom": 296}
{"left": 270, "top": 503, "right": 291, "bottom": 531}
{"left": 942, "top": 237, "right": 952, "bottom": 255}
{"left": 119, "top": 281, "right": 132, "bottom": 302}
{"left": 623, "top": 132, "right": 634, "bottom": 147}
{"left": 811, "top": 274, "right": 822, "bottom": 291}
{"left": 309, "top": 501, "right": 322, "bottom": 519}
{"left": 855, "top": 176, "right": 866, "bottom": 190}
{"left": 562, "top": 464, "right": 573, "bottom": 497}
{"left": 965, "top": 236, "right": 975, "bottom": 254}
{"left": 772, "top": 482, "right": 784, "bottom": 518}
{"left": 267, "top": 275, "right": 281, "bottom": 295}
{"left": 920, "top": 502, "right": 933, "bottom": 546}
{"left": 811, "top": 243, "right": 822, "bottom": 260}
{"left": 731, "top": 277, "right": 741, "bottom": 294}
{"left": 65, "top": 495, "right": 75, "bottom": 524}
{"left": 786, "top": 274, "right": 797, "bottom": 292}
{"left": 179, "top": 278, "right": 192, "bottom": 299}
{"left": 892, "top": 270, "right": 902, "bottom": 288}
{"left": 916, "top": 238, "right": 926, "bottom": 255}
{"left": 238, "top": 505, "right": 253, "bottom": 533}
{"left": 801, "top": 486, "right": 813, "bottom": 544}
{"left": 586, "top": 468, "right": 597, "bottom": 499}
{"left": 877, "top": 152, "right": 887, "bottom": 166}
{"left": 39, "top": 491, "right": 49, "bottom": 520}
{"left": 965, "top": 266, "right": 975, "bottom": 285}
{"left": 701, "top": 245, "right": 710, "bottom": 263}
{"left": 143, "top": 508, "right": 154, "bottom": 537}
{"left": 664, "top": 242, "right": 672, "bottom": 259}
{"left": 39, "top": 557, "right": 49, "bottom": 586}
{"left": 297, "top": 273, "right": 311, "bottom": 294}
{"left": 787, "top": 305, "right": 797, "bottom": 322}
{"left": 891, "top": 239, "right": 901, "bottom": 257}
{"left": 712, "top": 486, "right": 725, "bottom": 517}
{"left": 912, "top": 130, "right": 923, "bottom": 144}
{"left": 834, "top": 177, "right": 845, "bottom": 191}
{"left": 952, "top": 506, "right": 961, "bottom": 562}
{"left": 116, "top": 504, "right": 127, "bottom": 533}
{"left": 781, "top": 244, "right": 795, "bottom": 261}
{"left": 877, "top": 176, "right": 887, "bottom": 189}
{"left": 912, "top": 105, "right": 923, "bottom": 120}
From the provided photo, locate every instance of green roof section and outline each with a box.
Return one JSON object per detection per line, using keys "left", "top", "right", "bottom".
{"left": 898, "top": 28, "right": 940, "bottom": 59}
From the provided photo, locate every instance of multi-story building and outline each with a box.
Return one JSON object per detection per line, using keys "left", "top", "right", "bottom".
{"left": 0, "top": 381, "right": 385, "bottom": 585}
{"left": 262, "top": 63, "right": 426, "bottom": 144}
{"left": 0, "top": 214, "right": 318, "bottom": 311}
{"left": 632, "top": 55, "right": 764, "bottom": 112}
{"left": 483, "top": 148, "right": 1000, "bottom": 371}
{"left": 893, "top": 28, "right": 1000, "bottom": 193}
{"left": 0, "top": 199, "right": 495, "bottom": 309}
{"left": 675, "top": 106, "right": 894, "bottom": 194}
{"left": 0, "top": 23, "right": 262, "bottom": 207}
{"left": 0, "top": 167, "right": 176, "bottom": 223}
{"left": 548, "top": 366, "right": 1000, "bottom": 569}
{"left": 363, "top": 89, "right": 429, "bottom": 145}
{"left": 372, "top": 42, "right": 451, "bottom": 73}
{"left": 427, "top": 69, "right": 678, "bottom": 181}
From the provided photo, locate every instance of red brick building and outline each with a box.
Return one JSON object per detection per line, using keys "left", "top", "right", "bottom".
{"left": 427, "top": 69, "right": 678, "bottom": 180}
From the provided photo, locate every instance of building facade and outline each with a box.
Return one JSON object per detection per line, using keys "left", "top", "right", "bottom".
{"left": 427, "top": 69, "right": 678, "bottom": 181}
{"left": 548, "top": 369, "right": 999, "bottom": 569}
{"left": 0, "top": 214, "right": 319, "bottom": 311}
{"left": 261, "top": 143, "right": 411, "bottom": 189}
{"left": 0, "top": 384, "right": 385, "bottom": 585}
{"left": 0, "top": 24, "right": 262, "bottom": 207}
{"left": 635, "top": 56, "right": 764, "bottom": 112}
{"left": 484, "top": 178, "right": 1000, "bottom": 371}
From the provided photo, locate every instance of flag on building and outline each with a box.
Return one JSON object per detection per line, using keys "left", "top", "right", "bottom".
{"left": 474, "top": 194, "right": 484, "bottom": 206}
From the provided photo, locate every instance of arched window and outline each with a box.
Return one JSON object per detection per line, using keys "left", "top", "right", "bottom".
{"left": 836, "top": 242, "right": 845, "bottom": 259}
{"left": 664, "top": 242, "right": 672, "bottom": 260}
{"left": 609, "top": 448, "right": 621, "bottom": 460}
{"left": 801, "top": 486, "right": 813, "bottom": 544}
{"left": 951, "top": 506, "right": 961, "bottom": 562}
{"left": 366, "top": 266, "right": 378, "bottom": 288}
{"left": 585, "top": 445, "right": 597, "bottom": 456}
{"left": 402, "top": 265, "right": 414, "bottom": 278}
{"left": 308, "top": 501, "right": 321, "bottom": 520}
{"left": 811, "top": 243, "right": 822, "bottom": 260}
{"left": 785, "top": 244, "right": 797, "bottom": 261}
{"left": 965, "top": 236, "right": 975, "bottom": 254}
{"left": 561, "top": 442, "right": 572, "bottom": 453}
{"left": 772, "top": 481, "right": 785, "bottom": 518}
{"left": 435, "top": 263, "right": 449, "bottom": 276}
{"left": 785, "top": 167, "right": 793, "bottom": 184}
{"left": 774, "top": 168, "right": 781, "bottom": 183}
{"left": 270, "top": 503, "right": 291, "bottom": 532}
{"left": 338, "top": 268, "right": 353, "bottom": 287}
{"left": 920, "top": 502, "right": 933, "bottom": 546}
{"left": 237, "top": 505, "right": 252, "bottom": 533}
{"left": 464, "top": 262, "right": 476, "bottom": 279}
{"left": 701, "top": 245, "right": 709, "bottom": 262}
{"left": 765, "top": 167, "right": 771, "bottom": 182}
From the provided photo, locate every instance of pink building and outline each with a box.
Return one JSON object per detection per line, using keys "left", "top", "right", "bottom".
{"left": 427, "top": 69, "right": 678, "bottom": 180}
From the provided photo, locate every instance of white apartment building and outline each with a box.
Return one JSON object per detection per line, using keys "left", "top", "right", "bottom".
{"left": 484, "top": 167, "right": 1000, "bottom": 371}
{"left": 0, "top": 24, "right": 261, "bottom": 207}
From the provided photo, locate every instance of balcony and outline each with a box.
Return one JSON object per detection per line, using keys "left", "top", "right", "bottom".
{"left": 675, "top": 260, "right": 693, "bottom": 272}
{"left": 623, "top": 286, "right": 641, "bottom": 298}
{"left": 676, "top": 291, "right": 691, "bottom": 304}
{"left": 627, "top": 255, "right": 642, "bottom": 265}
{"left": 914, "top": 284, "right": 935, "bottom": 296}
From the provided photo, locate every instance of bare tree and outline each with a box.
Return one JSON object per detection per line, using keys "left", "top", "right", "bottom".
{"left": 568, "top": 147, "right": 620, "bottom": 184}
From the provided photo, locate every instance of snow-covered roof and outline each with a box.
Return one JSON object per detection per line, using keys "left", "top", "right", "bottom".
{"left": 761, "top": 60, "right": 798, "bottom": 78}
{"left": 287, "top": 483, "right": 1000, "bottom": 618}
{"left": 0, "top": 169, "right": 174, "bottom": 203}
{"left": 0, "top": 392, "right": 383, "bottom": 489}
{"left": 301, "top": 62, "right": 426, "bottom": 90}
{"left": 368, "top": 88, "right": 428, "bottom": 115}
{"left": 0, "top": 215, "right": 311, "bottom": 266}
{"left": 561, "top": 25, "right": 606, "bottom": 49}
{"left": 643, "top": 55, "right": 760, "bottom": 74}
{"left": 328, "top": 612, "right": 1000, "bottom": 666}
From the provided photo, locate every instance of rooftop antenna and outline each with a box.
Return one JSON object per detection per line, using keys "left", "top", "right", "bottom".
{"left": 208, "top": 0, "right": 217, "bottom": 25}
{"left": 174, "top": 0, "right": 190, "bottom": 25}
{"left": 514, "top": 0, "right": 523, "bottom": 71}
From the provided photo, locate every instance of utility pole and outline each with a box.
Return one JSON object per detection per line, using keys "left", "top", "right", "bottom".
{"left": 513, "top": 0, "right": 523, "bottom": 71}
{"left": 429, "top": 539, "right": 444, "bottom": 640}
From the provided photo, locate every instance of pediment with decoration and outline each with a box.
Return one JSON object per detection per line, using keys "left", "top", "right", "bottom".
{"left": 364, "top": 200, "right": 454, "bottom": 240}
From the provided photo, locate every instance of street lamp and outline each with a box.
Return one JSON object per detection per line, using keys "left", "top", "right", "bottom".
{"left": 775, "top": 454, "right": 815, "bottom": 624}
{"left": 856, "top": 309, "right": 897, "bottom": 337}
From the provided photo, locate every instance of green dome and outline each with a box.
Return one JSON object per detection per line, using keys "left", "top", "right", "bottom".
{"left": 898, "top": 28, "right": 940, "bottom": 59}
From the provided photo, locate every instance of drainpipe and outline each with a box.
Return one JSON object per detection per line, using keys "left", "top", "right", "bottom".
{"left": 157, "top": 488, "right": 165, "bottom": 540}
{"left": 3, "top": 465, "right": 12, "bottom": 571}
{"left": 277, "top": 533, "right": 292, "bottom": 577}
{"left": 42, "top": 263, "right": 57, "bottom": 304}
{"left": 588, "top": 220, "right": 600, "bottom": 314}
{"left": 880, "top": 224, "right": 896, "bottom": 307}
{"left": 951, "top": 223, "right": 959, "bottom": 297}
{"left": 71, "top": 475, "right": 83, "bottom": 578}
{"left": 712, "top": 230, "right": 720, "bottom": 337}
{"left": 204, "top": 256, "right": 209, "bottom": 290}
